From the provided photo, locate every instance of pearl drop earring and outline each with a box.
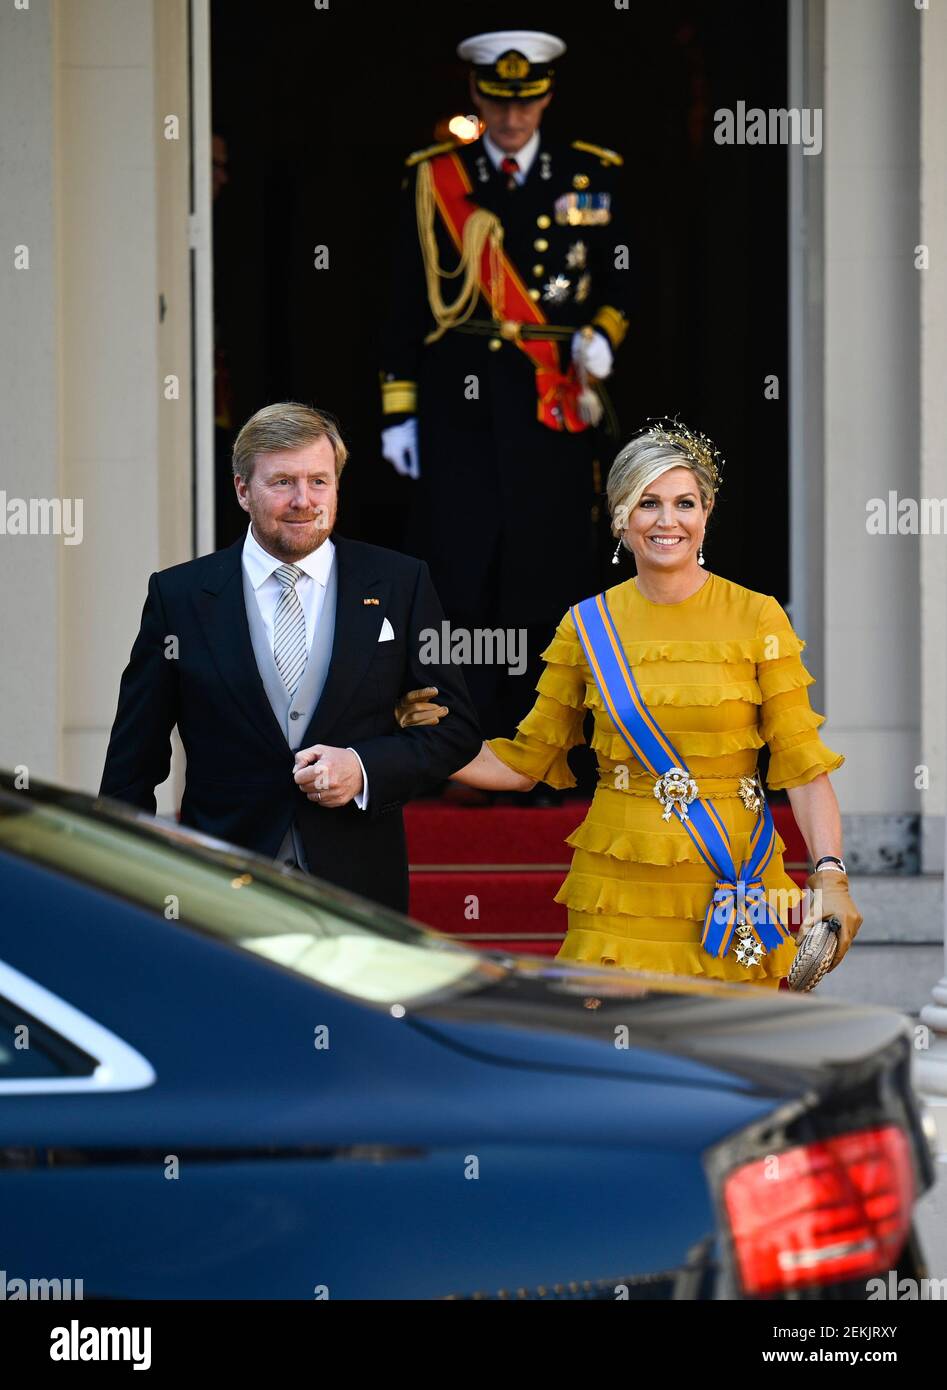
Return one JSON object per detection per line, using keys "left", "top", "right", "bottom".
{"left": 612, "top": 536, "right": 624, "bottom": 565}
{"left": 698, "top": 538, "right": 705, "bottom": 566}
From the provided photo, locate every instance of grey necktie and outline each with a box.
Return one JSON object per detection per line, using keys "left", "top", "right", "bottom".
{"left": 273, "top": 563, "right": 308, "bottom": 695}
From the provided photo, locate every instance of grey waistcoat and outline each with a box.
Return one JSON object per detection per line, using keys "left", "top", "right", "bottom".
{"left": 242, "top": 560, "right": 338, "bottom": 870}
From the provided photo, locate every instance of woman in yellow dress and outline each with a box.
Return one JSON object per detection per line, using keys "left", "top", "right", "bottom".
{"left": 443, "top": 421, "right": 863, "bottom": 987}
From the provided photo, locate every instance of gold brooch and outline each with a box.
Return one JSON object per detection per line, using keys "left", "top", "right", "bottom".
{"left": 738, "top": 774, "right": 763, "bottom": 812}
{"left": 653, "top": 766, "right": 699, "bottom": 822}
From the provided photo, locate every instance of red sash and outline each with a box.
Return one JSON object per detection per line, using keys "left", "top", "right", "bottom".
{"left": 428, "top": 151, "right": 589, "bottom": 434}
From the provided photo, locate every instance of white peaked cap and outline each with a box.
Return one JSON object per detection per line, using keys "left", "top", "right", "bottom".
{"left": 457, "top": 30, "right": 567, "bottom": 64}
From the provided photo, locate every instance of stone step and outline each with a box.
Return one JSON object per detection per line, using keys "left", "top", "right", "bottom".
{"left": 795, "top": 875, "right": 943, "bottom": 1014}
{"left": 840, "top": 874, "right": 943, "bottom": 942}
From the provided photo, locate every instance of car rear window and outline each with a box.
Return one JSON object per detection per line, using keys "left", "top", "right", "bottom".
{"left": 0, "top": 998, "right": 96, "bottom": 1080}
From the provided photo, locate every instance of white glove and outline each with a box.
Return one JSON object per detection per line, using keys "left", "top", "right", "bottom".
{"left": 381, "top": 418, "right": 420, "bottom": 479}
{"left": 571, "top": 328, "right": 613, "bottom": 381}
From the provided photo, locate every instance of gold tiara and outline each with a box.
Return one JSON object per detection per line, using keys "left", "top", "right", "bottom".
{"left": 633, "top": 417, "right": 725, "bottom": 493}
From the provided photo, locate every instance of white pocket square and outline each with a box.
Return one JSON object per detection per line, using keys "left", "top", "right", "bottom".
{"left": 378, "top": 617, "right": 395, "bottom": 642}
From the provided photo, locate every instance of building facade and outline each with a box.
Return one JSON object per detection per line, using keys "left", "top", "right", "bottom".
{"left": 2, "top": 0, "right": 947, "bottom": 1086}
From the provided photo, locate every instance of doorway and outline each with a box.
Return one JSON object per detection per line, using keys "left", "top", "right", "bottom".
{"left": 210, "top": 0, "right": 789, "bottom": 599}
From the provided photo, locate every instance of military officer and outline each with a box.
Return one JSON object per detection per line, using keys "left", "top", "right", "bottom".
{"left": 381, "top": 29, "right": 633, "bottom": 737}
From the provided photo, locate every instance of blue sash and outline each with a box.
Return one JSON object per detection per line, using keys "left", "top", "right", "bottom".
{"left": 571, "top": 591, "right": 791, "bottom": 961}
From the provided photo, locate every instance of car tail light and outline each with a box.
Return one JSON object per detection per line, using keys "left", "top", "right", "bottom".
{"left": 723, "top": 1124, "right": 915, "bottom": 1295}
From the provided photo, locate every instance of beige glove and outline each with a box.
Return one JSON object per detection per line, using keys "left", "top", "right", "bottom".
{"left": 801, "top": 869, "right": 863, "bottom": 971}
{"left": 394, "top": 686, "right": 448, "bottom": 729}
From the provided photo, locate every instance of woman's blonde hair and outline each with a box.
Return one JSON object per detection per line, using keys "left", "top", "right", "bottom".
{"left": 606, "top": 426, "right": 719, "bottom": 536}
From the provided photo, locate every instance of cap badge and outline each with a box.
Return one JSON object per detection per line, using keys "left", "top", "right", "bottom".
{"left": 496, "top": 50, "right": 529, "bottom": 79}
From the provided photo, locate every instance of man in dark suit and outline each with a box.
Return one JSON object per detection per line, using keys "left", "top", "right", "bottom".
{"left": 381, "top": 28, "right": 633, "bottom": 737}
{"left": 100, "top": 402, "right": 481, "bottom": 912}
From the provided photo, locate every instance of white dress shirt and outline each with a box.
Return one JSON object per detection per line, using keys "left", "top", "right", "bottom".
{"left": 482, "top": 129, "right": 540, "bottom": 185}
{"left": 242, "top": 526, "right": 369, "bottom": 810}
{"left": 243, "top": 524, "right": 335, "bottom": 649}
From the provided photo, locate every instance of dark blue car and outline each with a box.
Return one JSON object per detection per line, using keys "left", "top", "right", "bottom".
{"left": 0, "top": 773, "right": 938, "bottom": 1299}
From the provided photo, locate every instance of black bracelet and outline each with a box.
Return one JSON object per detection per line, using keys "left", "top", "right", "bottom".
{"left": 815, "top": 854, "right": 846, "bottom": 872}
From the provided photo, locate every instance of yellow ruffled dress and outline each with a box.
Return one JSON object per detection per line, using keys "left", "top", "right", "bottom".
{"left": 487, "top": 572, "right": 845, "bottom": 986}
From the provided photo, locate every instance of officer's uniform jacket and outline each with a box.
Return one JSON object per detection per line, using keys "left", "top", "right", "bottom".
{"left": 380, "top": 135, "right": 634, "bottom": 625}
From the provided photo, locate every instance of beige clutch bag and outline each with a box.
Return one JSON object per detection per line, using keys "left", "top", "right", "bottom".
{"left": 787, "top": 915, "right": 841, "bottom": 992}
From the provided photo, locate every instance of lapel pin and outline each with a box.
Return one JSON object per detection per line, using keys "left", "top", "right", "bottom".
{"left": 363, "top": 597, "right": 379, "bottom": 605}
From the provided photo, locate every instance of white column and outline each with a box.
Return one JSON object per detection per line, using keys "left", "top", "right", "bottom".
{"left": 58, "top": 0, "right": 181, "bottom": 804}
{"left": 918, "top": 0, "right": 947, "bottom": 877}
{"left": 0, "top": 0, "right": 192, "bottom": 810}
{"left": 0, "top": 1, "right": 63, "bottom": 780}
{"left": 788, "top": 0, "right": 825, "bottom": 682}
{"left": 189, "top": 0, "right": 216, "bottom": 560}
{"left": 822, "top": 0, "right": 921, "bottom": 872}
{"left": 915, "top": 0, "right": 947, "bottom": 1096}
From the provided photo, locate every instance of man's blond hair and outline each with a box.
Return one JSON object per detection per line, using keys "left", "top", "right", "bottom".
{"left": 232, "top": 402, "right": 348, "bottom": 483}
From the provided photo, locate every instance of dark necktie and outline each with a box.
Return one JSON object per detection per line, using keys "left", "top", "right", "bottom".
{"left": 500, "top": 156, "right": 520, "bottom": 190}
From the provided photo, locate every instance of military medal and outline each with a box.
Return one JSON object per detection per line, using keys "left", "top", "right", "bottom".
{"left": 575, "top": 272, "right": 591, "bottom": 303}
{"left": 475, "top": 155, "right": 489, "bottom": 184}
{"left": 555, "top": 192, "right": 611, "bottom": 226}
{"left": 734, "top": 932, "right": 766, "bottom": 968}
{"left": 732, "top": 912, "right": 767, "bottom": 968}
{"left": 565, "top": 240, "right": 587, "bottom": 270}
{"left": 542, "top": 273, "right": 571, "bottom": 304}
{"left": 539, "top": 152, "right": 552, "bottom": 180}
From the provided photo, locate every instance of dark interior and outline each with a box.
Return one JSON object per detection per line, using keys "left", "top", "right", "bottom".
{"left": 211, "top": 0, "right": 789, "bottom": 600}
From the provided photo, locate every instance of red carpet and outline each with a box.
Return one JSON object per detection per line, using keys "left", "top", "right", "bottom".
{"left": 406, "top": 798, "right": 809, "bottom": 961}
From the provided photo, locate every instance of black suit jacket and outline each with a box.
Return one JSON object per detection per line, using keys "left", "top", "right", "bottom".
{"left": 99, "top": 534, "right": 482, "bottom": 912}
